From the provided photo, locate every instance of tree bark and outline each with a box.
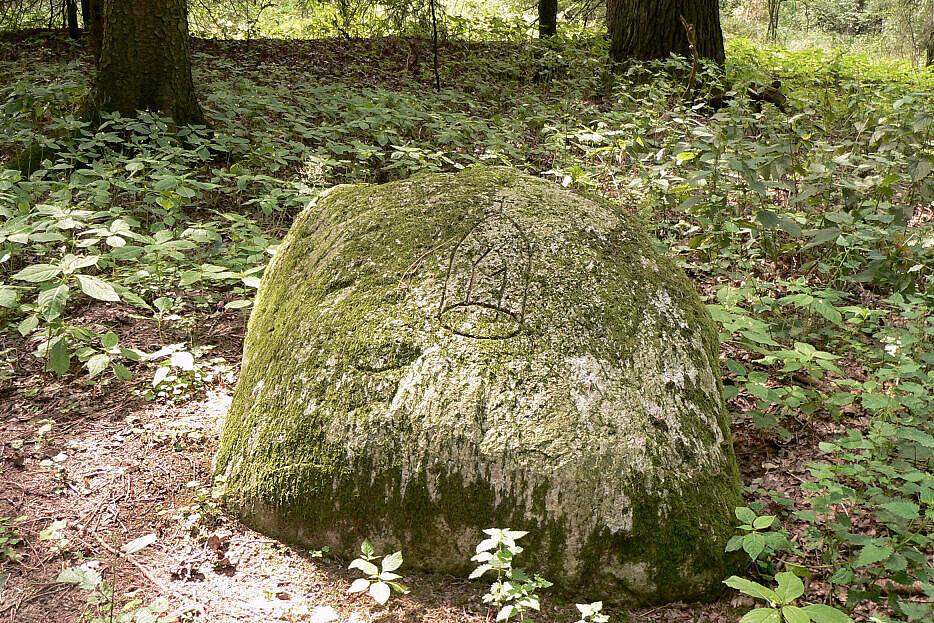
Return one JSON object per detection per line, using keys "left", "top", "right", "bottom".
{"left": 927, "top": 4, "right": 934, "bottom": 66}
{"left": 608, "top": 0, "right": 725, "bottom": 65}
{"left": 767, "top": 0, "right": 781, "bottom": 40}
{"left": 85, "top": 0, "right": 204, "bottom": 125}
{"left": 66, "top": 0, "right": 80, "bottom": 39}
{"left": 82, "top": 0, "right": 103, "bottom": 59}
{"left": 539, "top": 0, "right": 557, "bottom": 38}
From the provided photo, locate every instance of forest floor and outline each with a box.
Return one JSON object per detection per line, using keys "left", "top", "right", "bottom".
{"left": 0, "top": 283, "right": 818, "bottom": 623}
{"left": 1, "top": 30, "right": 929, "bottom": 623}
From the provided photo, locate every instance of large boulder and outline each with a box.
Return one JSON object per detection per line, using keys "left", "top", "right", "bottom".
{"left": 215, "top": 167, "right": 743, "bottom": 604}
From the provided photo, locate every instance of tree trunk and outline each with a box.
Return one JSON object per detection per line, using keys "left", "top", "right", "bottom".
{"left": 539, "top": 0, "right": 557, "bottom": 38}
{"left": 66, "top": 0, "right": 80, "bottom": 39}
{"left": 83, "top": 0, "right": 104, "bottom": 63}
{"left": 85, "top": 0, "right": 204, "bottom": 125}
{"left": 608, "top": 0, "right": 725, "bottom": 65}
{"left": 927, "top": 4, "right": 934, "bottom": 66}
{"left": 767, "top": 0, "right": 781, "bottom": 40}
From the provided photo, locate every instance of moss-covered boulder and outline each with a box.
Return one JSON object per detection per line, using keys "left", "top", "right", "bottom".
{"left": 215, "top": 167, "right": 743, "bottom": 604}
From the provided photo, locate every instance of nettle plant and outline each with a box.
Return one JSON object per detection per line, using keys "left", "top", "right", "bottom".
{"left": 0, "top": 515, "right": 25, "bottom": 564}
{"left": 574, "top": 601, "right": 609, "bottom": 623}
{"left": 726, "top": 506, "right": 796, "bottom": 577}
{"left": 347, "top": 538, "right": 409, "bottom": 605}
{"left": 725, "top": 572, "right": 852, "bottom": 623}
{"left": 470, "top": 528, "right": 553, "bottom": 622}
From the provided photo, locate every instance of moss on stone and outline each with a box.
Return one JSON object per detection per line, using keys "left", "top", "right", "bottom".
{"left": 215, "top": 166, "right": 744, "bottom": 605}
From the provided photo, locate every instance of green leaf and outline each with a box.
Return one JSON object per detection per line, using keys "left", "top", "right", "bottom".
{"left": 801, "top": 604, "right": 853, "bottom": 623}
{"left": 725, "top": 535, "right": 744, "bottom": 552}
{"left": 179, "top": 270, "right": 201, "bottom": 286}
{"left": 18, "top": 314, "right": 38, "bottom": 336}
{"left": 57, "top": 566, "right": 102, "bottom": 590}
{"left": 811, "top": 301, "right": 842, "bottom": 325}
{"left": 112, "top": 362, "right": 131, "bottom": 380}
{"left": 774, "top": 571, "right": 804, "bottom": 604}
{"left": 724, "top": 576, "right": 779, "bottom": 604}
{"left": 48, "top": 338, "right": 71, "bottom": 376}
{"left": 101, "top": 331, "right": 119, "bottom": 349}
{"left": 75, "top": 275, "right": 120, "bottom": 302}
{"left": 879, "top": 501, "right": 920, "bottom": 520}
{"left": 753, "top": 515, "right": 776, "bottom": 530}
{"left": 369, "top": 581, "right": 391, "bottom": 605}
{"left": 778, "top": 217, "right": 802, "bottom": 237}
{"left": 912, "top": 158, "right": 932, "bottom": 182}
{"left": 348, "top": 578, "right": 370, "bottom": 593}
{"left": 743, "top": 532, "right": 766, "bottom": 560}
{"left": 735, "top": 507, "right": 757, "bottom": 524}
{"left": 756, "top": 210, "right": 780, "bottom": 228}
{"left": 740, "top": 608, "right": 781, "bottom": 623}
{"left": 0, "top": 286, "right": 17, "bottom": 308}
{"left": 37, "top": 284, "right": 69, "bottom": 321}
{"left": 348, "top": 558, "right": 379, "bottom": 576}
{"left": 382, "top": 550, "right": 403, "bottom": 572}
{"left": 148, "top": 597, "right": 170, "bottom": 614}
{"left": 782, "top": 605, "right": 811, "bottom": 623}
{"left": 13, "top": 263, "right": 61, "bottom": 282}
{"left": 60, "top": 254, "right": 99, "bottom": 274}
{"left": 861, "top": 393, "right": 893, "bottom": 411}
{"left": 134, "top": 607, "right": 158, "bottom": 623}
{"left": 804, "top": 228, "right": 840, "bottom": 249}
{"left": 120, "top": 348, "right": 142, "bottom": 362}
{"left": 469, "top": 564, "right": 491, "bottom": 579}
{"left": 896, "top": 427, "right": 934, "bottom": 448}
{"left": 854, "top": 542, "right": 893, "bottom": 567}
{"left": 86, "top": 353, "right": 110, "bottom": 378}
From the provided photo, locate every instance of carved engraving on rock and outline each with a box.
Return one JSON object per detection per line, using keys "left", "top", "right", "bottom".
{"left": 438, "top": 197, "right": 533, "bottom": 339}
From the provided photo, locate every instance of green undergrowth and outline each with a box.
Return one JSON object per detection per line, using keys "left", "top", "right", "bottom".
{"left": 1, "top": 28, "right": 933, "bottom": 621}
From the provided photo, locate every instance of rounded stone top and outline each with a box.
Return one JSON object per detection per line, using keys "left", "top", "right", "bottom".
{"left": 216, "top": 166, "right": 742, "bottom": 604}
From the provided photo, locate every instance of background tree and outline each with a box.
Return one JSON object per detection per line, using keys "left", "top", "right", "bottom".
{"left": 767, "top": 0, "right": 782, "bottom": 39}
{"left": 82, "top": 0, "right": 102, "bottom": 58}
{"left": 84, "top": 0, "right": 203, "bottom": 124}
{"left": 64, "top": 0, "right": 77, "bottom": 38}
{"left": 608, "top": 0, "right": 725, "bottom": 64}
{"left": 539, "top": 0, "right": 557, "bottom": 37}
{"left": 927, "top": 2, "right": 934, "bottom": 65}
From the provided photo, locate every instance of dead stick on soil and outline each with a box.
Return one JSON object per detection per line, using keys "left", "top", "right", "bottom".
{"left": 679, "top": 15, "right": 699, "bottom": 100}
{"left": 85, "top": 534, "right": 210, "bottom": 617}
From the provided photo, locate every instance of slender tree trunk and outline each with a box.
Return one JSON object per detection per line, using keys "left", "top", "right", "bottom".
{"left": 927, "top": 4, "right": 934, "bottom": 66}
{"left": 83, "top": 0, "right": 103, "bottom": 62}
{"left": 605, "top": 0, "right": 616, "bottom": 33}
{"left": 85, "top": 0, "right": 204, "bottom": 125}
{"left": 608, "top": 0, "right": 725, "bottom": 65}
{"left": 66, "top": 0, "right": 80, "bottom": 39}
{"left": 539, "top": 0, "right": 557, "bottom": 38}
{"left": 767, "top": 0, "right": 781, "bottom": 40}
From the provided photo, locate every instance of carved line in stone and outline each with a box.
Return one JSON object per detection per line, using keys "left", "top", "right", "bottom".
{"left": 438, "top": 197, "right": 534, "bottom": 340}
